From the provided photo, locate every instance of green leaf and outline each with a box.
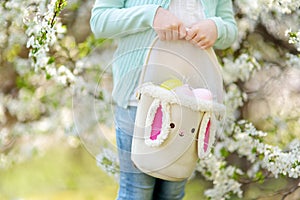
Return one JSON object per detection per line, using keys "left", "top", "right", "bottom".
{"left": 221, "top": 147, "right": 230, "bottom": 157}
{"left": 255, "top": 171, "right": 265, "bottom": 183}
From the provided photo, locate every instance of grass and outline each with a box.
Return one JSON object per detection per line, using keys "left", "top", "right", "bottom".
{"left": 1, "top": 142, "right": 294, "bottom": 200}
{"left": 0, "top": 145, "right": 118, "bottom": 200}
{"left": 0, "top": 144, "right": 206, "bottom": 200}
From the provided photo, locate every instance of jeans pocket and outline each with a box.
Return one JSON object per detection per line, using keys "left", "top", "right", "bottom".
{"left": 114, "top": 106, "right": 137, "bottom": 136}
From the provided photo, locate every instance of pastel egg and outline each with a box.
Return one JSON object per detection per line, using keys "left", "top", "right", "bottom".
{"left": 160, "top": 79, "right": 183, "bottom": 90}
{"left": 192, "top": 88, "right": 213, "bottom": 101}
{"left": 173, "top": 84, "right": 194, "bottom": 96}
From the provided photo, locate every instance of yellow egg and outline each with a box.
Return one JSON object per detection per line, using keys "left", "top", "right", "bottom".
{"left": 160, "top": 79, "right": 183, "bottom": 90}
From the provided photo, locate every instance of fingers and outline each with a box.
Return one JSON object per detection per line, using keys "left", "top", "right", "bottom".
{"left": 157, "top": 25, "right": 213, "bottom": 49}
{"left": 153, "top": 9, "right": 216, "bottom": 47}
{"left": 185, "top": 20, "right": 218, "bottom": 49}
{"left": 178, "top": 24, "right": 187, "bottom": 39}
{"left": 196, "top": 40, "right": 212, "bottom": 49}
{"left": 185, "top": 28, "right": 213, "bottom": 49}
{"left": 186, "top": 29, "right": 205, "bottom": 44}
{"left": 199, "top": 40, "right": 214, "bottom": 49}
{"left": 160, "top": 23, "right": 186, "bottom": 41}
{"left": 153, "top": 8, "right": 186, "bottom": 41}
{"left": 156, "top": 30, "right": 166, "bottom": 41}
{"left": 166, "top": 24, "right": 178, "bottom": 40}
{"left": 185, "top": 28, "right": 204, "bottom": 48}
{"left": 185, "top": 28, "right": 196, "bottom": 41}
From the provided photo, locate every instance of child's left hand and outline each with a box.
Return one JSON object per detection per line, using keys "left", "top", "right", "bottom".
{"left": 185, "top": 20, "right": 218, "bottom": 49}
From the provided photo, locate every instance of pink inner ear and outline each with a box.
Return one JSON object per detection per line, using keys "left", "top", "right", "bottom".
{"left": 150, "top": 105, "right": 163, "bottom": 140}
{"left": 203, "top": 120, "right": 211, "bottom": 152}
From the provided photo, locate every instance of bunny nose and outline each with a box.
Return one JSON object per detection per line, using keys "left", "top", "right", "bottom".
{"left": 179, "top": 130, "right": 184, "bottom": 137}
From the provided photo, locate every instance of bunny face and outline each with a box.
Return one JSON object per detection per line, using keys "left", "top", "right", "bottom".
{"left": 171, "top": 120, "right": 197, "bottom": 137}
{"left": 143, "top": 83, "right": 214, "bottom": 149}
{"left": 133, "top": 97, "right": 201, "bottom": 180}
{"left": 132, "top": 84, "right": 219, "bottom": 181}
{"left": 178, "top": 126, "right": 196, "bottom": 137}
{"left": 144, "top": 98, "right": 202, "bottom": 148}
{"left": 168, "top": 104, "right": 215, "bottom": 159}
{"left": 138, "top": 85, "right": 215, "bottom": 157}
{"left": 167, "top": 103, "right": 203, "bottom": 146}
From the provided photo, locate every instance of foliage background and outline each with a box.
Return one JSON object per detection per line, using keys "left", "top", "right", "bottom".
{"left": 0, "top": 0, "right": 300, "bottom": 199}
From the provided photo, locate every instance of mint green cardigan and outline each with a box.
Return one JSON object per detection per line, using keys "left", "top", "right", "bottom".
{"left": 90, "top": 0, "right": 237, "bottom": 108}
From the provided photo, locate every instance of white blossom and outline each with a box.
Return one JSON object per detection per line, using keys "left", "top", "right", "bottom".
{"left": 197, "top": 155, "right": 243, "bottom": 200}
{"left": 285, "top": 29, "right": 300, "bottom": 51}
{"left": 96, "top": 148, "right": 120, "bottom": 180}
{"left": 222, "top": 54, "right": 261, "bottom": 84}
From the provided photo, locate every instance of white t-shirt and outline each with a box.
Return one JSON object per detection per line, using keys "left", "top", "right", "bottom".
{"left": 168, "top": 0, "right": 205, "bottom": 27}
{"left": 128, "top": 0, "right": 205, "bottom": 106}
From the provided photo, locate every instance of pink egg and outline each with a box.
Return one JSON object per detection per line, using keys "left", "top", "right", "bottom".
{"left": 192, "top": 88, "right": 213, "bottom": 101}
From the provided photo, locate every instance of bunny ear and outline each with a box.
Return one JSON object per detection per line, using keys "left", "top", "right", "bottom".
{"left": 145, "top": 99, "right": 170, "bottom": 147}
{"left": 150, "top": 104, "right": 163, "bottom": 141}
{"left": 197, "top": 112, "right": 216, "bottom": 158}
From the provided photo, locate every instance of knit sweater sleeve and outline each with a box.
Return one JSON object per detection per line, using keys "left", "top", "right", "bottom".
{"left": 90, "top": 0, "right": 160, "bottom": 38}
{"left": 208, "top": 0, "right": 238, "bottom": 49}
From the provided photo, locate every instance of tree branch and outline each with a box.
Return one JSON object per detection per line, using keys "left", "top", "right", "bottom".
{"left": 282, "top": 181, "right": 300, "bottom": 200}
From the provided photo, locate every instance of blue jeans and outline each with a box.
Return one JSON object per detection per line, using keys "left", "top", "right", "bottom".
{"left": 114, "top": 106, "right": 187, "bottom": 200}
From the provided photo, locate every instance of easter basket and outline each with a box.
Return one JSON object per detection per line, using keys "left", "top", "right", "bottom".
{"left": 131, "top": 38, "right": 226, "bottom": 181}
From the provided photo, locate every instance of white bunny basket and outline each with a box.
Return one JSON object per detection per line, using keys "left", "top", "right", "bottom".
{"left": 131, "top": 38, "right": 226, "bottom": 181}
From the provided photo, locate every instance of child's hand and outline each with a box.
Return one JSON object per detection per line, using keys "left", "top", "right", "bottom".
{"left": 153, "top": 7, "right": 187, "bottom": 41}
{"left": 185, "top": 20, "right": 218, "bottom": 49}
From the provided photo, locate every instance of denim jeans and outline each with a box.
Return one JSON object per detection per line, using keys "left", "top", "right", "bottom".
{"left": 114, "top": 105, "right": 187, "bottom": 200}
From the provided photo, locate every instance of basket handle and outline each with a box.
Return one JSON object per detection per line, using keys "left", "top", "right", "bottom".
{"left": 138, "top": 37, "right": 222, "bottom": 86}
{"left": 138, "top": 37, "right": 160, "bottom": 87}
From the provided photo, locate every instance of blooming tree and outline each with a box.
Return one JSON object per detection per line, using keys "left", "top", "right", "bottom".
{"left": 0, "top": 0, "right": 299, "bottom": 199}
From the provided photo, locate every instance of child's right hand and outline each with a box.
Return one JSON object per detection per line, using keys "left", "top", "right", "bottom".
{"left": 153, "top": 7, "right": 187, "bottom": 41}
